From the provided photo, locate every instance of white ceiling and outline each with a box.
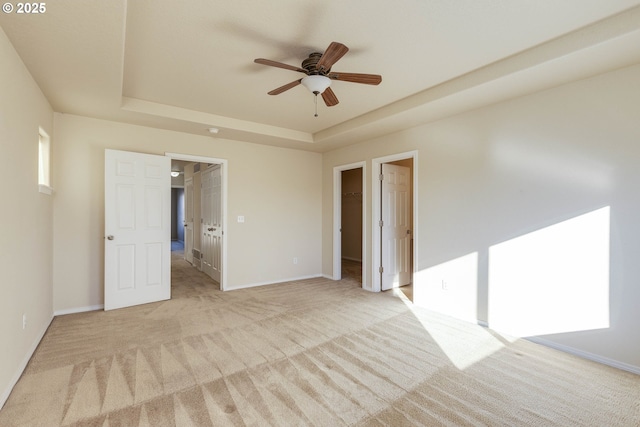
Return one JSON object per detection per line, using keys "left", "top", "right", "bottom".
{"left": 2, "top": 1, "right": 640, "bottom": 152}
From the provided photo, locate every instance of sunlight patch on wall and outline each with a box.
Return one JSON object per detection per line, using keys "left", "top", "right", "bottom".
{"left": 414, "top": 252, "right": 478, "bottom": 323}
{"left": 488, "top": 207, "right": 610, "bottom": 337}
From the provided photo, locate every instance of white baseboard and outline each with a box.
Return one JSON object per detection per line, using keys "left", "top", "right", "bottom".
{"left": 54, "top": 304, "right": 104, "bottom": 316}
{"left": 0, "top": 314, "right": 53, "bottom": 410}
{"left": 476, "top": 321, "right": 639, "bottom": 375}
{"left": 225, "top": 274, "right": 323, "bottom": 291}
{"left": 526, "top": 336, "right": 640, "bottom": 375}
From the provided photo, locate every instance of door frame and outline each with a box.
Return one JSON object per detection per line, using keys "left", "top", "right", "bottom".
{"left": 333, "top": 161, "right": 367, "bottom": 287}
{"left": 165, "top": 152, "right": 228, "bottom": 291}
{"left": 372, "top": 151, "right": 418, "bottom": 293}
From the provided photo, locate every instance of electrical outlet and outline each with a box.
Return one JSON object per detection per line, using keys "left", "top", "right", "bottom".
{"left": 441, "top": 280, "right": 448, "bottom": 290}
{"left": 22, "top": 313, "right": 27, "bottom": 330}
{"left": 293, "top": 257, "right": 298, "bottom": 265}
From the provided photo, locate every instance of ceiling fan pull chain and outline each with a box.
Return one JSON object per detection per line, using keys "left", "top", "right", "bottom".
{"left": 314, "top": 94, "right": 319, "bottom": 117}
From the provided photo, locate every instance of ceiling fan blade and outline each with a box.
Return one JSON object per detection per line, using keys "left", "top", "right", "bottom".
{"left": 268, "top": 79, "right": 302, "bottom": 95}
{"left": 327, "top": 72, "right": 382, "bottom": 85}
{"left": 317, "top": 42, "right": 349, "bottom": 71}
{"left": 321, "top": 87, "right": 339, "bottom": 107}
{"left": 254, "top": 58, "right": 307, "bottom": 74}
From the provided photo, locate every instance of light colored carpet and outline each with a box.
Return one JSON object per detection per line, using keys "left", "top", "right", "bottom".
{"left": 341, "top": 259, "right": 362, "bottom": 286}
{"left": 1, "top": 253, "right": 639, "bottom": 426}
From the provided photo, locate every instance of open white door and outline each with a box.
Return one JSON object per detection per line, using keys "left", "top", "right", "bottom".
{"left": 381, "top": 163, "right": 411, "bottom": 291}
{"left": 211, "top": 165, "right": 222, "bottom": 283}
{"left": 201, "top": 164, "right": 222, "bottom": 283}
{"left": 104, "top": 149, "right": 171, "bottom": 310}
{"left": 184, "top": 176, "right": 194, "bottom": 265}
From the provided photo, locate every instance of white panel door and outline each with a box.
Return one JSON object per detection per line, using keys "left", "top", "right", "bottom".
{"left": 201, "top": 164, "right": 222, "bottom": 283}
{"left": 104, "top": 149, "right": 171, "bottom": 310}
{"left": 381, "top": 163, "right": 411, "bottom": 291}
{"left": 201, "top": 166, "right": 213, "bottom": 278}
{"left": 210, "top": 165, "right": 222, "bottom": 283}
{"left": 184, "top": 176, "right": 194, "bottom": 265}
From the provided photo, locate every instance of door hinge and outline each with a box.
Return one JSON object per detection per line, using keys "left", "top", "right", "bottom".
{"left": 379, "top": 220, "right": 383, "bottom": 227}
{"left": 379, "top": 266, "right": 384, "bottom": 273}
{"left": 379, "top": 173, "right": 384, "bottom": 181}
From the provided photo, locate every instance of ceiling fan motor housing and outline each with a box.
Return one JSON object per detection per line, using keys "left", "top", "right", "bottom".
{"left": 302, "top": 53, "right": 329, "bottom": 74}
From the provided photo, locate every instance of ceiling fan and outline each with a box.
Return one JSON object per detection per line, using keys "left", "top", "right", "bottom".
{"left": 254, "top": 41, "right": 382, "bottom": 116}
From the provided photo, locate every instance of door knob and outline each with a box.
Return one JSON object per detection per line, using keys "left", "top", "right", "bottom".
{"left": 106, "top": 235, "right": 114, "bottom": 240}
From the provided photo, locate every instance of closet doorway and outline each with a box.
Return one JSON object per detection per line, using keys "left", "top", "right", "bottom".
{"left": 333, "top": 162, "right": 367, "bottom": 288}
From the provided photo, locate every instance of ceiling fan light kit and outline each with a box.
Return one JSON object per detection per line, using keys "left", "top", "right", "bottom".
{"left": 255, "top": 41, "right": 382, "bottom": 117}
{"left": 301, "top": 75, "right": 331, "bottom": 94}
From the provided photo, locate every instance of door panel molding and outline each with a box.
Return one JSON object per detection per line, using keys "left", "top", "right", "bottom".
{"left": 201, "top": 164, "right": 222, "bottom": 283}
{"left": 371, "top": 151, "right": 418, "bottom": 293}
{"left": 381, "top": 163, "right": 411, "bottom": 290}
{"left": 105, "top": 149, "right": 171, "bottom": 310}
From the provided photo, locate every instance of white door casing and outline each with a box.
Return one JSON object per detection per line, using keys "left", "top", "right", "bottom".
{"left": 381, "top": 163, "right": 411, "bottom": 291}
{"left": 104, "top": 149, "right": 171, "bottom": 310}
{"left": 201, "top": 164, "right": 222, "bottom": 283}
{"left": 184, "top": 176, "right": 194, "bottom": 265}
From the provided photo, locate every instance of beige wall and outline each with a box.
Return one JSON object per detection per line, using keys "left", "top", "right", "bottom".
{"left": 322, "top": 64, "right": 640, "bottom": 371}
{"left": 52, "top": 114, "right": 322, "bottom": 311}
{"left": 0, "top": 28, "right": 54, "bottom": 405}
